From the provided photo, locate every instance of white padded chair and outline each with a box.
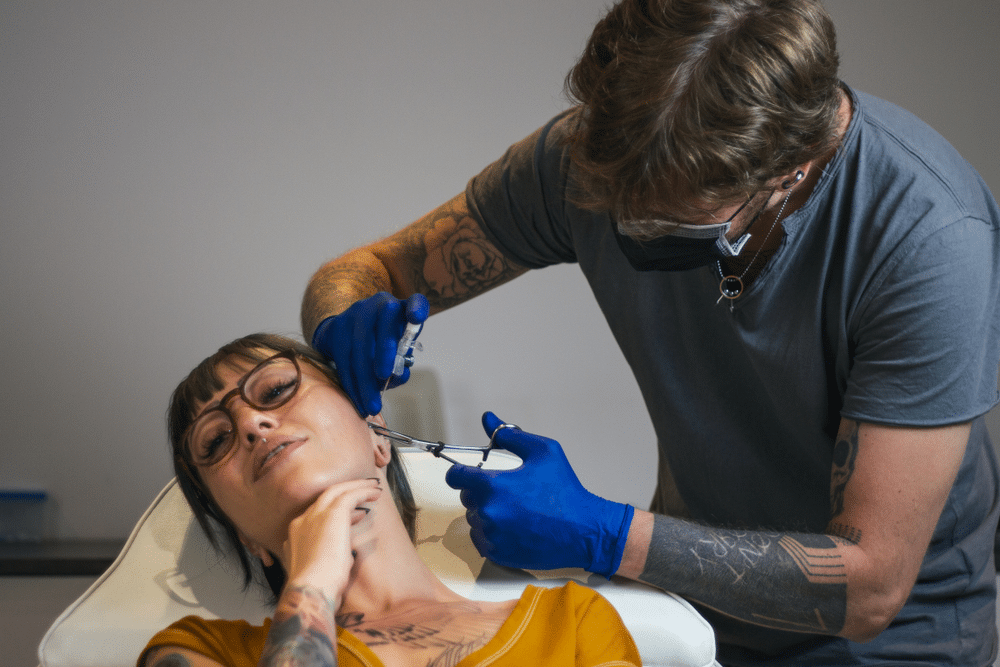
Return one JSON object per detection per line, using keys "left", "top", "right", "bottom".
{"left": 38, "top": 447, "right": 718, "bottom": 667}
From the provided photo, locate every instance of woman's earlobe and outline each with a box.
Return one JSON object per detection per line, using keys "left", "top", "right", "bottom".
{"left": 366, "top": 415, "right": 392, "bottom": 467}
{"left": 238, "top": 532, "right": 274, "bottom": 566}
{"left": 373, "top": 433, "right": 392, "bottom": 468}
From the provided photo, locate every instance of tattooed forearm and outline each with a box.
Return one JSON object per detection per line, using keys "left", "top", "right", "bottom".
{"left": 638, "top": 517, "right": 848, "bottom": 634}
{"left": 261, "top": 584, "right": 339, "bottom": 667}
{"left": 830, "top": 421, "right": 860, "bottom": 517}
{"left": 301, "top": 253, "right": 394, "bottom": 337}
{"left": 302, "top": 193, "right": 527, "bottom": 338}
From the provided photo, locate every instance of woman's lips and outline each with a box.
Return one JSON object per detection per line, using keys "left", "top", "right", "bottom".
{"left": 254, "top": 438, "right": 304, "bottom": 481}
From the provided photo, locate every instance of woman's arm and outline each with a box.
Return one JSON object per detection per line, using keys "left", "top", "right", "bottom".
{"left": 617, "top": 418, "right": 969, "bottom": 641}
{"left": 143, "top": 481, "right": 383, "bottom": 667}
{"left": 253, "top": 479, "right": 383, "bottom": 666}
{"left": 301, "top": 192, "right": 528, "bottom": 340}
{"left": 258, "top": 584, "right": 340, "bottom": 667}
{"left": 140, "top": 590, "right": 340, "bottom": 667}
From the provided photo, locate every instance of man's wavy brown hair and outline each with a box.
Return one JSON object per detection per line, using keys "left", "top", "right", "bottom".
{"left": 565, "top": 0, "right": 842, "bottom": 236}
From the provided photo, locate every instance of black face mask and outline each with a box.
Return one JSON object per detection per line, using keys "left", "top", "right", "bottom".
{"left": 611, "top": 220, "right": 751, "bottom": 272}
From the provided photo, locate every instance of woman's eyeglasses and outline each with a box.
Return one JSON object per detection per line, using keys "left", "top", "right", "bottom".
{"left": 183, "top": 350, "right": 303, "bottom": 466}
{"left": 181, "top": 348, "right": 519, "bottom": 470}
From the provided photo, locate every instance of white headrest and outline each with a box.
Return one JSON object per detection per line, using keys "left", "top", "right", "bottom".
{"left": 39, "top": 449, "right": 717, "bottom": 667}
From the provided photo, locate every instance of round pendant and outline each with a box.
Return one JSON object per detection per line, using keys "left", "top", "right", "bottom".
{"left": 719, "top": 275, "right": 743, "bottom": 300}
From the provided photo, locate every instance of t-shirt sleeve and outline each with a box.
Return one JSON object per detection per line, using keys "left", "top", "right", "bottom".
{"left": 464, "top": 110, "right": 582, "bottom": 269}
{"left": 136, "top": 616, "right": 269, "bottom": 667}
{"left": 567, "top": 582, "right": 643, "bottom": 666}
{"left": 843, "top": 215, "right": 1000, "bottom": 425}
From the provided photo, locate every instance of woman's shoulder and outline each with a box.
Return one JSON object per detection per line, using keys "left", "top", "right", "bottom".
{"left": 138, "top": 615, "right": 271, "bottom": 667}
{"left": 532, "top": 580, "right": 608, "bottom": 604}
{"left": 523, "top": 581, "right": 627, "bottom": 626}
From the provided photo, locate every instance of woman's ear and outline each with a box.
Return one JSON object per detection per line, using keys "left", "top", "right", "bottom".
{"left": 239, "top": 532, "right": 275, "bottom": 567}
{"left": 366, "top": 414, "right": 392, "bottom": 468}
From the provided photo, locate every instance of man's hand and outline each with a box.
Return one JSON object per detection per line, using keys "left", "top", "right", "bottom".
{"left": 311, "top": 292, "right": 429, "bottom": 416}
{"left": 445, "top": 412, "right": 634, "bottom": 578}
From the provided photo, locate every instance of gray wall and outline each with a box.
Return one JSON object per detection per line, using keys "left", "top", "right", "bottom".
{"left": 2, "top": 1, "right": 998, "bottom": 541}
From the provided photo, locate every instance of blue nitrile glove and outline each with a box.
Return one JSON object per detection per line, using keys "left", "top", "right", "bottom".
{"left": 311, "top": 292, "right": 429, "bottom": 416}
{"left": 444, "top": 411, "right": 635, "bottom": 578}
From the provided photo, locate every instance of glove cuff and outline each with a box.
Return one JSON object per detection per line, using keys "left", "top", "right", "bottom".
{"left": 594, "top": 503, "right": 635, "bottom": 579}
{"left": 310, "top": 315, "right": 337, "bottom": 353}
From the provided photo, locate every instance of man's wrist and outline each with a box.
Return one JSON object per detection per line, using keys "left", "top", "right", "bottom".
{"left": 614, "top": 508, "right": 654, "bottom": 580}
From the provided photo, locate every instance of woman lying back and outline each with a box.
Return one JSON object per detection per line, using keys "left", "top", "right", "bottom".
{"left": 138, "top": 333, "right": 641, "bottom": 667}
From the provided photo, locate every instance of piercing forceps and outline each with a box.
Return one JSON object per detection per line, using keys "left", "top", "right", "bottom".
{"left": 368, "top": 422, "right": 519, "bottom": 467}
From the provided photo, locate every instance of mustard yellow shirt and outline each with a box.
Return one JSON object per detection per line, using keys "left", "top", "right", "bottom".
{"left": 138, "top": 582, "right": 641, "bottom": 666}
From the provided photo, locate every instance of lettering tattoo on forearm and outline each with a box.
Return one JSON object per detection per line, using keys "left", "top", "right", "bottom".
{"left": 830, "top": 421, "right": 860, "bottom": 518}
{"left": 261, "top": 584, "right": 338, "bottom": 667}
{"left": 639, "top": 518, "right": 848, "bottom": 634}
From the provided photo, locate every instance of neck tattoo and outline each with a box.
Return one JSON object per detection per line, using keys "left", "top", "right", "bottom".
{"left": 715, "top": 189, "right": 793, "bottom": 311}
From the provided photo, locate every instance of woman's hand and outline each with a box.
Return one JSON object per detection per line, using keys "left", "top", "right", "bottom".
{"left": 259, "top": 480, "right": 381, "bottom": 667}
{"left": 281, "top": 477, "right": 383, "bottom": 604}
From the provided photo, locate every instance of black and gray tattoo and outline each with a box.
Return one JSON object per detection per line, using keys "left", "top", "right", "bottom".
{"left": 639, "top": 518, "right": 848, "bottom": 634}
{"left": 261, "top": 584, "right": 338, "bottom": 667}
{"left": 830, "top": 421, "right": 860, "bottom": 518}
{"left": 149, "top": 654, "right": 192, "bottom": 667}
{"left": 336, "top": 601, "right": 495, "bottom": 667}
{"left": 379, "top": 196, "right": 524, "bottom": 310}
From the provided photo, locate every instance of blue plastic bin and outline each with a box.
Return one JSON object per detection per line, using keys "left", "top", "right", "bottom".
{"left": 0, "top": 489, "right": 48, "bottom": 542}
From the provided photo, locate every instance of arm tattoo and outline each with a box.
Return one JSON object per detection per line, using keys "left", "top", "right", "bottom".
{"left": 827, "top": 522, "right": 862, "bottom": 545}
{"left": 638, "top": 517, "right": 848, "bottom": 634}
{"left": 261, "top": 584, "right": 339, "bottom": 667}
{"left": 390, "top": 196, "right": 526, "bottom": 310}
{"left": 302, "top": 194, "right": 525, "bottom": 337}
{"left": 301, "top": 257, "right": 388, "bottom": 338}
{"left": 830, "top": 421, "right": 860, "bottom": 517}
{"left": 150, "top": 654, "right": 191, "bottom": 667}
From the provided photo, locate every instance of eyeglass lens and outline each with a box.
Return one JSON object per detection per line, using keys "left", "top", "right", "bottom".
{"left": 188, "top": 355, "right": 300, "bottom": 465}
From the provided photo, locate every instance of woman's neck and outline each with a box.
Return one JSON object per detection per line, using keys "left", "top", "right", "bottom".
{"left": 337, "top": 497, "right": 466, "bottom": 620}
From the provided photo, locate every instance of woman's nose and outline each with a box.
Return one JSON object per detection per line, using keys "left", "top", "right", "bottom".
{"left": 231, "top": 403, "right": 278, "bottom": 448}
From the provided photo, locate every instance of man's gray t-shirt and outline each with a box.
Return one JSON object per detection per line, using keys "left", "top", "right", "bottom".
{"left": 466, "top": 87, "right": 1000, "bottom": 664}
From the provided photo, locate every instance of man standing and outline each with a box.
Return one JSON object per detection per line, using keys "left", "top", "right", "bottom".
{"left": 303, "top": 1, "right": 1000, "bottom": 663}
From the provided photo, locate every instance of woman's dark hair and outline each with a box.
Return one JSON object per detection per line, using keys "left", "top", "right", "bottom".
{"left": 167, "top": 333, "right": 418, "bottom": 601}
{"left": 564, "top": 0, "right": 842, "bottom": 236}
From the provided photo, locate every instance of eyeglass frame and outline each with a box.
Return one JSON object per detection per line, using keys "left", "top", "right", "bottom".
{"left": 179, "top": 349, "right": 312, "bottom": 470}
